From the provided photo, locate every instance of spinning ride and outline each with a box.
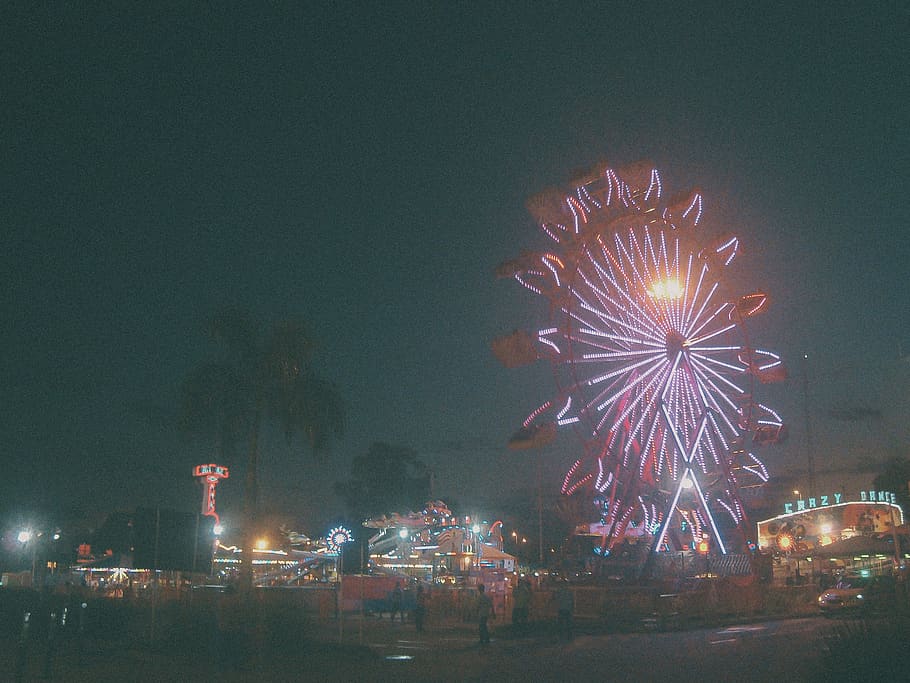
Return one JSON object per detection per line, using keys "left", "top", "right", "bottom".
{"left": 494, "top": 162, "right": 786, "bottom": 557}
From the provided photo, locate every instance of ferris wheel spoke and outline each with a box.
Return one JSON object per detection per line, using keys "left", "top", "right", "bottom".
{"left": 706, "top": 412, "right": 733, "bottom": 452}
{"left": 598, "top": 238, "right": 669, "bottom": 333}
{"left": 590, "top": 358, "right": 668, "bottom": 418}
{"left": 630, "top": 402, "right": 664, "bottom": 473}
{"left": 679, "top": 252, "right": 694, "bottom": 338}
{"left": 688, "top": 322, "right": 739, "bottom": 347}
{"left": 681, "top": 262, "right": 709, "bottom": 332}
{"left": 690, "top": 351, "right": 747, "bottom": 374}
{"left": 572, "top": 328, "right": 665, "bottom": 353}
{"left": 577, "top": 349, "right": 667, "bottom": 364}
{"left": 629, "top": 227, "right": 656, "bottom": 296}
{"left": 585, "top": 354, "right": 664, "bottom": 390}
{"left": 689, "top": 372, "right": 744, "bottom": 435}
{"left": 689, "top": 355, "right": 747, "bottom": 397}
{"left": 588, "top": 256, "right": 667, "bottom": 343}
{"left": 613, "top": 363, "right": 673, "bottom": 443}
{"left": 569, "top": 287, "right": 666, "bottom": 349}
{"left": 685, "top": 282, "right": 722, "bottom": 342}
{"left": 702, "top": 385, "right": 742, "bottom": 434}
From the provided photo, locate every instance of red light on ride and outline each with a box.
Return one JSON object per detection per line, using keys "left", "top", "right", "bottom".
{"left": 697, "top": 539, "right": 709, "bottom": 554}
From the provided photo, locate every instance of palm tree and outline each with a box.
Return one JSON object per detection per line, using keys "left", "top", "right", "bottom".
{"left": 180, "top": 308, "right": 345, "bottom": 592}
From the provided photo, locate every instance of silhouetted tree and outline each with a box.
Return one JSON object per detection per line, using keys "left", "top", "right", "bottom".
{"left": 180, "top": 308, "right": 345, "bottom": 591}
{"left": 334, "top": 442, "right": 430, "bottom": 522}
{"left": 873, "top": 455, "right": 910, "bottom": 519}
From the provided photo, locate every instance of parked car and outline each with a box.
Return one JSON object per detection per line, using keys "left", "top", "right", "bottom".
{"left": 817, "top": 573, "right": 894, "bottom": 616}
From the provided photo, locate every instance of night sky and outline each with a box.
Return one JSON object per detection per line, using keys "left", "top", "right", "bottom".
{"left": 2, "top": 5, "right": 908, "bottom": 536}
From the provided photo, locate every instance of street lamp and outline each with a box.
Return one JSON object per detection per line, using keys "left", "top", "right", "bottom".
{"left": 327, "top": 527, "right": 352, "bottom": 643}
{"left": 697, "top": 537, "right": 710, "bottom": 577}
{"left": 17, "top": 530, "right": 37, "bottom": 587}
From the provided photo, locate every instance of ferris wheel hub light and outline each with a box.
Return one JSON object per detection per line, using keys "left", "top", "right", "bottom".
{"left": 648, "top": 278, "right": 683, "bottom": 300}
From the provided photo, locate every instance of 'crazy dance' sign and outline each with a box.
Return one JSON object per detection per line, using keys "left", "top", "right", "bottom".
{"left": 783, "top": 490, "right": 897, "bottom": 515}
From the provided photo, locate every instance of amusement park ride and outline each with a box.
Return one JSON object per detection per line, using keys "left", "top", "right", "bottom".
{"left": 365, "top": 501, "right": 515, "bottom": 576}
{"left": 494, "top": 162, "right": 787, "bottom": 569}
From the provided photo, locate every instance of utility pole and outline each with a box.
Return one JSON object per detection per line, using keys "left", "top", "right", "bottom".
{"left": 802, "top": 353, "right": 816, "bottom": 499}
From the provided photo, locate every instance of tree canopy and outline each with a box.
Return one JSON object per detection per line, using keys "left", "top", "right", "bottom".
{"left": 873, "top": 455, "right": 910, "bottom": 518}
{"left": 334, "top": 442, "right": 430, "bottom": 521}
{"left": 180, "top": 308, "right": 345, "bottom": 590}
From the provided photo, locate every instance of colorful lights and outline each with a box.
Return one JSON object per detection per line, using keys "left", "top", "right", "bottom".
{"left": 497, "top": 162, "right": 785, "bottom": 556}
{"left": 648, "top": 278, "right": 683, "bottom": 300}
{"left": 193, "top": 463, "right": 230, "bottom": 525}
{"left": 326, "top": 526, "right": 353, "bottom": 553}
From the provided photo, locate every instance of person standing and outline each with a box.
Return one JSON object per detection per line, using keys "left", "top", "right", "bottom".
{"left": 512, "top": 579, "right": 531, "bottom": 631}
{"left": 477, "top": 584, "right": 494, "bottom": 645}
{"left": 555, "top": 579, "right": 574, "bottom": 642}
{"left": 414, "top": 583, "right": 428, "bottom": 633}
{"left": 390, "top": 581, "right": 404, "bottom": 623}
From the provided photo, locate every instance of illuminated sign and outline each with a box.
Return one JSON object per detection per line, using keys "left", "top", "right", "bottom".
{"left": 193, "top": 464, "right": 230, "bottom": 478}
{"left": 782, "top": 491, "right": 897, "bottom": 514}
{"left": 758, "top": 497, "right": 904, "bottom": 551}
{"left": 193, "top": 463, "right": 230, "bottom": 524}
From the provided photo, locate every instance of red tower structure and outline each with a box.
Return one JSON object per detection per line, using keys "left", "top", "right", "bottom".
{"left": 193, "top": 463, "right": 230, "bottom": 525}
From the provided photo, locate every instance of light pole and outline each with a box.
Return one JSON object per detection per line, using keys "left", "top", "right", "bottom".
{"left": 212, "top": 523, "right": 224, "bottom": 579}
{"left": 17, "top": 530, "right": 37, "bottom": 587}
{"left": 327, "top": 527, "right": 352, "bottom": 643}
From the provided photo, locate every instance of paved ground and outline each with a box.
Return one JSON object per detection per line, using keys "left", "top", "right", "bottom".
{"left": 5, "top": 610, "right": 908, "bottom": 682}
{"left": 5, "top": 612, "right": 502, "bottom": 682}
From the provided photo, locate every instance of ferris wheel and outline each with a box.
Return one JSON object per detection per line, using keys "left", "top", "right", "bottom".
{"left": 493, "top": 162, "right": 786, "bottom": 556}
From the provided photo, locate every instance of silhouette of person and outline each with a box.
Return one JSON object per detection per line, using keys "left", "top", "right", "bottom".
{"left": 477, "top": 584, "right": 494, "bottom": 645}
{"left": 391, "top": 581, "right": 404, "bottom": 623}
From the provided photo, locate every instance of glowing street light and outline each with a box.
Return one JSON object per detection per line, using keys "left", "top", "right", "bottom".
{"left": 17, "top": 529, "right": 38, "bottom": 586}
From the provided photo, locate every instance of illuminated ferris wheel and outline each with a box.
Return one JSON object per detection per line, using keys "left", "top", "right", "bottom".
{"left": 494, "top": 162, "right": 786, "bottom": 556}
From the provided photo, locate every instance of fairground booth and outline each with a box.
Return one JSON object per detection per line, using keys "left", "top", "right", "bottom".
{"left": 757, "top": 489, "right": 908, "bottom": 584}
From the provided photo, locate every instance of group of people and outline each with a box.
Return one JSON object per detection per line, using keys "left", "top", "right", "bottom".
{"left": 388, "top": 578, "right": 576, "bottom": 645}
{"left": 475, "top": 577, "right": 574, "bottom": 645}
{"left": 387, "top": 581, "right": 428, "bottom": 631}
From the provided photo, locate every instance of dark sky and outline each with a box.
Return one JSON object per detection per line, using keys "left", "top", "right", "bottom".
{"left": 2, "top": 4, "right": 908, "bottom": 535}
